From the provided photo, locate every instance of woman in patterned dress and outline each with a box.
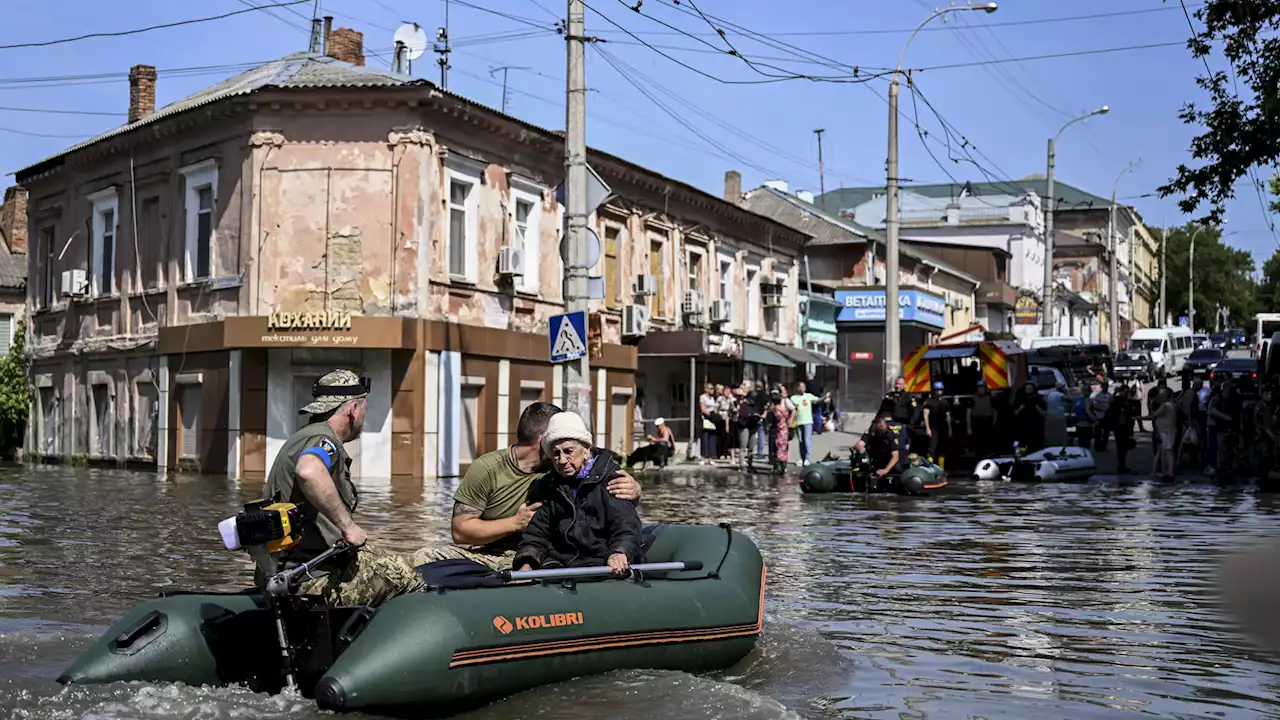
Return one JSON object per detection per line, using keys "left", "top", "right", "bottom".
{"left": 768, "top": 388, "right": 792, "bottom": 474}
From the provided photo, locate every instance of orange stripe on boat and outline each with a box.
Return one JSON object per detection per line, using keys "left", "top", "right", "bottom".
{"left": 449, "top": 565, "right": 768, "bottom": 668}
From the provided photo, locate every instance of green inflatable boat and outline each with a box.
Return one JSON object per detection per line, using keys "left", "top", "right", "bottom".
{"left": 59, "top": 523, "right": 765, "bottom": 716}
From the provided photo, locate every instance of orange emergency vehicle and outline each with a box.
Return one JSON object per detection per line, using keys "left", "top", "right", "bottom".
{"left": 903, "top": 340, "right": 1028, "bottom": 395}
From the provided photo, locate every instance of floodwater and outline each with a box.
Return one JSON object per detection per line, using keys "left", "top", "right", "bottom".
{"left": 2, "top": 465, "right": 1280, "bottom": 719}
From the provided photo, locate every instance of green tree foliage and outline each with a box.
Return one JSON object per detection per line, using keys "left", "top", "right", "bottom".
{"left": 0, "top": 321, "right": 31, "bottom": 456}
{"left": 1258, "top": 247, "right": 1280, "bottom": 312}
{"left": 1159, "top": 1, "right": 1280, "bottom": 223}
{"left": 1155, "top": 224, "right": 1257, "bottom": 328}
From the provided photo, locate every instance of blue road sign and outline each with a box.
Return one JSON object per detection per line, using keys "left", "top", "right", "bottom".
{"left": 549, "top": 311, "right": 588, "bottom": 363}
{"left": 1179, "top": 316, "right": 1190, "bottom": 327}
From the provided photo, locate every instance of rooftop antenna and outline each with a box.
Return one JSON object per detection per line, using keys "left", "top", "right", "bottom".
{"left": 489, "top": 65, "right": 530, "bottom": 113}
{"left": 434, "top": 0, "right": 451, "bottom": 88}
{"left": 393, "top": 22, "right": 427, "bottom": 75}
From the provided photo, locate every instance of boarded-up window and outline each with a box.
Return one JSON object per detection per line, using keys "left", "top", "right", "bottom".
{"left": 519, "top": 387, "right": 541, "bottom": 417}
{"left": 136, "top": 382, "right": 157, "bottom": 459}
{"left": 39, "top": 387, "right": 57, "bottom": 455}
{"left": 138, "top": 197, "right": 162, "bottom": 290}
{"left": 604, "top": 225, "right": 620, "bottom": 309}
{"left": 179, "top": 384, "right": 201, "bottom": 459}
{"left": 649, "top": 236, "right": 665, "bottom": 317}
{"left": 92, "top": 384, "right": 113, "bottom": 457}
{"left": 609, "top": 392, "right": 629, "bottom": 454}
{"left": 460, "top": 384, "right": 482, "bottom": 465}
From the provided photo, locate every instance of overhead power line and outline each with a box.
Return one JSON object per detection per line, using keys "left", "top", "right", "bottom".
{"left": 913, "top": 41, "right": 1185, "bottom": 71}
{"left": 0, "top": 106, "right": 121, "bottom": 117}
{"left": 0, "top": 1, "right": 311, "bottom": 50}
{"left": 593, "top": 3, "right": 1205, "bottom": 37}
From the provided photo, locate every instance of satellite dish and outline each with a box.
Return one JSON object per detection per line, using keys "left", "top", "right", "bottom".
{"left": 394, "top": 22, "right": 428, "bottom": 61}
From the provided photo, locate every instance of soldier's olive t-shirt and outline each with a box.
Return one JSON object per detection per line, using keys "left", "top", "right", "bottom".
{"left": 453, "top": 447, "right": 543, "bottom": 553}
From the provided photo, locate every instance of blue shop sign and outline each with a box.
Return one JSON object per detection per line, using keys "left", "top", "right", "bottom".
{"left": 835, "top": 289, "right": 947, "bottom": 328}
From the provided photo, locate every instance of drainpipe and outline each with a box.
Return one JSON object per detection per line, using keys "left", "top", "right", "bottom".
{"left": 802, "top": 254, "right": 813, "bottom": 346}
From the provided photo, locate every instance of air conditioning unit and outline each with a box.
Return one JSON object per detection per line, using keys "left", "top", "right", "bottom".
{"left": 950, "top": 295, "right": 967, "bottom": 310}
{"left": 60, "top": 268, "right": 88, "bottom": 297}
{"left": 622, "top": 304, "right": 650, "bottom": 337}
{"left": 497, "top": 246, "right": 524, "bottom": 277}
{"left": 633, "top": 274, "right": 657, "bottom": 297}
{"left": 682, "top": 290, "right": 703, "bottom": 316}
{"left": 762, "top": 282, "right": 785, "bottom": 308}
{"left": 709, "top": 299, "right": 730, "bottom": 324}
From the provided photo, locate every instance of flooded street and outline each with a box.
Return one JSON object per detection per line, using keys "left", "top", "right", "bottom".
{"left": 2, "top": 465, "right": 1280, "bottom": 719}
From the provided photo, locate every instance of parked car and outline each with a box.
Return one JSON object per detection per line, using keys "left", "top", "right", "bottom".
{"left": 1113, "top": 350, "right": 1156, "bottom": 382}
{"left": 1184, "top": 348, "right": 1225, "bottom": 376}
{"left": 1208, "top": 333, "right": 1229, "bottom": 350}
{"left": 1228, "top": 327, "right": 1248, "bottom": 349}
{"left": 1211, "top": 357, "right": 1259, "bottom": 395}
{"left": 1193, "top": 333, "right": 1210, "bottom": 349}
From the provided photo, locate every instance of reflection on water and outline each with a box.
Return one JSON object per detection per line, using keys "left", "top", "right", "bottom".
{"left": 1, "top": 464, "right": 1279, "bottom": 719}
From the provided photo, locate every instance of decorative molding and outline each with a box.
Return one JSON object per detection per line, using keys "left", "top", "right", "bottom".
{"left": 250, "top": 130, "right": 286, "bottom": 148}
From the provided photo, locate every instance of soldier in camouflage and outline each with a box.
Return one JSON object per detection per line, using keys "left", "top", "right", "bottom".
{"left": 262, "top": 369, "right": 422, "bottom": 605}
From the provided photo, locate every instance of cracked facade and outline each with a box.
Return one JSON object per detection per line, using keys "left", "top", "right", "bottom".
{"left": 16, "top": 52, "right": 809, "bottom": 483}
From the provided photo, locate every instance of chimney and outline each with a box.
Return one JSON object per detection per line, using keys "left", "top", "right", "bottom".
{"left": 326, "top": 26, "right": 364, "bottom": 66}
{"left": 763, "top": 179, "right": 789, "bottom": 194}
{"left": 323, "top": 16, "right": 333, "bottom": 53}
{"left": 309, "top": 17, "right": 324, "bottom": 53}
{"left": 128, "top": 65, "right": 157, "bottom": 124}
{"left": 723, "top": 170, "right": 742, "bottom": 203}
{"left": 1, "top": 186, "right": 28, "bottom": 255}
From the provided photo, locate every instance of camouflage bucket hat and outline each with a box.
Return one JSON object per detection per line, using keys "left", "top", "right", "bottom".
{"left": 300, "top": 369, "right": 371, "bottom": 415}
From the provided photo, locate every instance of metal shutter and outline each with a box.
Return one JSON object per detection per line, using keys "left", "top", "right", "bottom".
{"left": 180, "top": 385, "right": 200, "bottom": 459}
{"left": 0, "top": 314, "right": 12, "bottom": 355}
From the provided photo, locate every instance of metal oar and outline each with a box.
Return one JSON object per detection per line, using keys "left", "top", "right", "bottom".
{"left": 503, "top": 560, "right": 703, "bottom": 582}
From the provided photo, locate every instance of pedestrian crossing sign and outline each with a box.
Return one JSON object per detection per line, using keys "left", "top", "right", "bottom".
{"left": 549, "top": 311, "right": 588, "bottom": 363}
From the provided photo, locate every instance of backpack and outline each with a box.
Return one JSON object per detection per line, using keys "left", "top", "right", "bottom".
{"left": 413, "top": 558, "right": 506, "bottom": 591}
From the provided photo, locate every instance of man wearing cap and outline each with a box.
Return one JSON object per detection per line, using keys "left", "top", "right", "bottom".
{"left": 411, "top": 402, "right": 642, "bottom": 572}
{"left": 262, "top": 369, "right": 422, "bottom": 606}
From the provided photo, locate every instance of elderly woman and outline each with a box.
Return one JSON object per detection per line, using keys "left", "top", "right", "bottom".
{"left": 514, "top": 412, "right": 644, "bottom": 576}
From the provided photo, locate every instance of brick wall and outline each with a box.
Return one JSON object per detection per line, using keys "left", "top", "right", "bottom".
{"left": 0, "top": 186, "right": 26, "bottom": 255}
{"left": 128, "top": 65, "right": 156, "bottom": 124}
{"left": 326, "top": 27, "right": 365, "bottom": 67}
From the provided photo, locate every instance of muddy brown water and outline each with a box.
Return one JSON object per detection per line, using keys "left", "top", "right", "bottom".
{"left": 2, "top": 465, "right": 1279, "bottom": 719}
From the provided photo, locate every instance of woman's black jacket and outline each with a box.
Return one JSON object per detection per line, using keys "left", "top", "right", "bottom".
{"left": 513, "top": 449, "right": 644, "bottom": 570}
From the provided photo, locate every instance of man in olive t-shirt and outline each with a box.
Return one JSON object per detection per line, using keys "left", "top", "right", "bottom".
{"left": 411, "top": 402, "right": 642, "bottom": 571}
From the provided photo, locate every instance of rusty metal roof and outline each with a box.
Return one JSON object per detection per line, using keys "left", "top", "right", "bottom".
{"left": 14, "top": 53, "right": 427, "bottom": 177}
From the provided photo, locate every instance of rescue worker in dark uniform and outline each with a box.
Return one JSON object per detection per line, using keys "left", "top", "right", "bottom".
{"left": 879, "top": 376, "right": 919, "bottom": 424}
{"left": 854, "top": 414, "right": 909, "bottom": 484}
{"left": 922, "top": 381, "right": 951, "bottom": 466}
{"left": 261, "top": 369, "right": 422, "bottom": 606}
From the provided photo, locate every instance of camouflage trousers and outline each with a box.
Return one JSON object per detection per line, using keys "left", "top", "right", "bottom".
{"left": 296, "top": 544, "right": 423, "bottom": 606}
{"left": 409, "top": 544, "right": 516, "bottom": 572}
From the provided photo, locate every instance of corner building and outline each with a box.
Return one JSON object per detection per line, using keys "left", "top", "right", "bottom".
{"left": 17, "top": 40, "right": 805, "bottom": 484}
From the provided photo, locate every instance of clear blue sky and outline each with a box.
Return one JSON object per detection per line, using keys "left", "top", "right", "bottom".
{"left": 2, "top": 0, "right": 1275, "bottom": 269}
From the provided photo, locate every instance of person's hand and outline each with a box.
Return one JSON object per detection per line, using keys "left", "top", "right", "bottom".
{"left": 607, "top": 471, "right": 642, "bottom": 501}
{"left": 607, "top": 553, "right": 631, "bottom": 577}
{"left": 875, "top": 468, "right": 889, "bottom": 478}
{"left": 511, "top": 502, "right": 543, "bottom": 531}
{"left": 926, "top": 428, "right": 933, "bottom": 438}
{"left": 342, "top": 523, "right": 368, "bottom": 548}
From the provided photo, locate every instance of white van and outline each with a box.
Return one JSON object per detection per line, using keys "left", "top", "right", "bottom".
{"left": 1127, "top": 326, "right": 1194, "bottom": 376}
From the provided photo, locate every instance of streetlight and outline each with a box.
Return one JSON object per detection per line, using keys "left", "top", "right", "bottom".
{"left": 1108, "top": 160, "right": 1140, "bottom": 349}
{"left": 884, "top": 1, "right": 997, "bottom": 390}
{"left": 1041, "top": 105, "right": 1110, "bottom": 337}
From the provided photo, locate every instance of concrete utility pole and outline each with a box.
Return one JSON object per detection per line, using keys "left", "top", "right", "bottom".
{"left": 1159, "top": 214, "right": 1167, "bottom": 325}
{"left": 1189, "top": 225, "right": 1202, "bottom": 332}
{"left": 886, "top": 2, "right": 996, "bottom": 389}
{"left": 1043, "top": 105, "right": 1109, "bottom": 337}
{"left": 814, "top": 128, "right": 827, "bottom": 210}
{"left": 563, "top": 0, "right": 592, "bottom": 429}
{"left": 1108, "top": 160, "right": 1139, "bottom": 349}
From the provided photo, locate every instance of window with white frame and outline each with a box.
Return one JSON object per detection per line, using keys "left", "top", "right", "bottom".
{"left": 511, "top": 182, "right": 542, "bottom": 293}
{"left": 0, "top": 314, "right": 12, "bottom": 355}
{"left": 91, "top": 383, "right": 113, "bottom": 458}
{"left": 745, "top": 267, "right": 761, "bottom": 336}
{"left": 39, "top": 386, "right": 57, "bottom": 455}
{"left": 88, "top": 188, "right": 118, "bottom": 296}
{"left": 179, "top": 161, "right": 217, "bottom": 281}
{"left": 445, "top": 160, "right": 481, "bottom": 283}
{"left": 686, "top": 250, "right": 703, "bottom": 294}
{"left": 718, "top": 255, "right": 734, "bottom": 323}
{"left": 764, "top": 273, "right": 783, "bottom": 335}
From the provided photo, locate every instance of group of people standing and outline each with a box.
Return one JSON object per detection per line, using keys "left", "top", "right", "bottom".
{"left": 696, "top": 379, "right": 839, "bottom": 473}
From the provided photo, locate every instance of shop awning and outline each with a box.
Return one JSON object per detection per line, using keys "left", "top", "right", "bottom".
{"left": 742, "top": 342, "right": 793, "bottom": 368}
{"left": 759, "top": 340, "right": 847, "bottom": 369}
